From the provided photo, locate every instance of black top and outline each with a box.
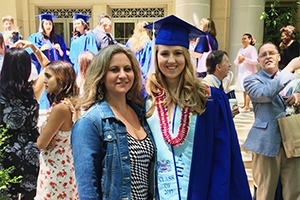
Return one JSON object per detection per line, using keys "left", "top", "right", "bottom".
{"left": 279, "top": 40, "right": 300, "bottom": 70}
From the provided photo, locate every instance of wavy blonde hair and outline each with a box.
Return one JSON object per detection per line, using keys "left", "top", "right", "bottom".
{"left": 146, "top": 45, "right": 207, "bottom": 117}
{"left": 130, "top": 21, "right": 151, "bottom": 52}
{"left": 76, "top": 45, "right": 144, "bottom": 110}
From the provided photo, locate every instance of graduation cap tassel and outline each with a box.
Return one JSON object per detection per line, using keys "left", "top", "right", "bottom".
{"left": 151, "top": 22, "right": 156, "bottom": 74}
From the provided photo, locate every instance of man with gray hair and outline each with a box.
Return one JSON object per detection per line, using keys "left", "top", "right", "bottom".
{"left": 203, "top": 50, "right": 239, "bottom": 118}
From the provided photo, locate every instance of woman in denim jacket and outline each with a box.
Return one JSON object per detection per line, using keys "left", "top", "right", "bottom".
{"left": 71, "top": 45, "right": 156, "bottom": 200}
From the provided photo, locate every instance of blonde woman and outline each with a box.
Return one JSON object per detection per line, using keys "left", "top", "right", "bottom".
{"left": 126, "top": 21, "right": 152, "bottom": 78}
{"left": 144, "top": 15, "right": 251, "bottom": 199}
{"left": 193, "top": 18, "right": 218, "bottom": 78}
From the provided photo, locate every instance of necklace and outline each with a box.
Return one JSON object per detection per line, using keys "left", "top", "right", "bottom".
{"left": 110, "top": 104, "right": 129, "bottom": 121}
{"left": 155, "top": 87, "right": 191, "bottom": 146}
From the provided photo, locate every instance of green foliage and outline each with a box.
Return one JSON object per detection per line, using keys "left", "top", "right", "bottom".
{"left": 260, "top": 0, "right": 300, "bottom": 44}
{"left": 0, "top": 125, "right": 22, "bottom": 200}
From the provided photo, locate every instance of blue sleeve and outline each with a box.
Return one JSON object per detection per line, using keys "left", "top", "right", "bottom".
{"left": 55, "top": 34, "right": 68, "bottom": 61}
{"left": 85, "top": 32, "right": 99, "bottom": 54}
{"left": 71, "top": 116, "right": 103, "bottom": 200}
{"left": 194, "top": 36, "right": 207, "bottom": 53}
{"left": 27, "top": 33, "right": 43, "bottom": 73}
{"left": 141, "top": 41, "right": 152, "bottom": 76}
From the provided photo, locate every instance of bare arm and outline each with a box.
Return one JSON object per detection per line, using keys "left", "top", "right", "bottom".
{"left": 14, "top": 40, "right": 50, "bottom": 68}
{"left": 14, "top": 40, "right": 50, "bottom": 101}
{"left": 36, "top": 103, "right": 70, "bottom": 149}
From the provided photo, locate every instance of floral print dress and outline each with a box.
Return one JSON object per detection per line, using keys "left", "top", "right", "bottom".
{"left": 35, "top": 99, "right": 78, "bottom": 200}
{"left": 0, "top": 95, "right": 40, "bottom": 199}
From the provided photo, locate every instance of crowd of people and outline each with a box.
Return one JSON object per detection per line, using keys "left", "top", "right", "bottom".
{"left": 0, "top": 11, "right": 299, "bottom": 200}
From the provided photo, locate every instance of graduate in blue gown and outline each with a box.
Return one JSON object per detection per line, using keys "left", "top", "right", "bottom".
{"left": 144, "top": 15, "right": 252, "bottom": 200}
{"left": 126, "top": 21, "right": 152, "bottom": 79}
{"left": 69, "top": 13, "right": 98, "bottom": 75}
{"left": 28, "top": 13, "right": 68, "bottom": 109}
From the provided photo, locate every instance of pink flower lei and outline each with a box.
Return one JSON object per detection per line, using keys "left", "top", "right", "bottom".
{"left": 155, "top": 87, "right": 192, "bottom": 146}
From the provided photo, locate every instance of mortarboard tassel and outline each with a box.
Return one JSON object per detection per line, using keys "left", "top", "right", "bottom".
{"left": 151, "top": 22, "right": 156, "bottom": 74}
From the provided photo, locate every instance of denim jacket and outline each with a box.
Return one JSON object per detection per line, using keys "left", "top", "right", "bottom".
{"left": 71, "top": 100, "right": 156, "bottom": 200}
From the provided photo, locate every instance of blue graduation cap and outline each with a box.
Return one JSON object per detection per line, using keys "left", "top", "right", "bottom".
{"left": 73, "top": 13, "right": 90, "bottom": 23}
{"left": 36, "top": 13, "right": 58, "bottom": 22}
{"left": 144, "top": 14, "right": 205, "bottom": 49}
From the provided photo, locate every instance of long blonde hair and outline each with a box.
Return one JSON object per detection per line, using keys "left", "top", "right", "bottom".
{"left": 146, "top": 45, "right": 207, "bottom": 117}
{"left": 76, "top": 45, "right": 144, "bottom": 110}
{"left": 130, "top": 21, "right": 151, "bottom": 52}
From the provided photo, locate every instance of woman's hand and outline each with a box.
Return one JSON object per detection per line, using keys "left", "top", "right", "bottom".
{"left": 40, "top": 43, "right": 51, "bottom": 51}
{"left": 13, "top": 40, "right": 34, "bottom": 49}
{"left": 238, "top": 54, "right": 245, "bottom": 64}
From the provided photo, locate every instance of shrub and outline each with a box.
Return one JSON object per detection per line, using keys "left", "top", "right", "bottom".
{"left": 0, "top": 125, "right": 22, "bottom": 200}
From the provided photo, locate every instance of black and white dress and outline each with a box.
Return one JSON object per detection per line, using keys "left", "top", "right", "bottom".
{"left": 128, "top": 134, "right": 155, "bottom": 200}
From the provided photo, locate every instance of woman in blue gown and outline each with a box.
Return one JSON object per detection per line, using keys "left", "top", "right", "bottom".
{"left": 69, "top": 13, "right": 98, "bottom": 75}
{"left": 28, "top": 13, "right": 68, "bottom": 109}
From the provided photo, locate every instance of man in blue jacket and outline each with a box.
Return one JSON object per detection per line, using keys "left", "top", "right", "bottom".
{"left": 244, "top": 42, "right": 300, "bottom": 199}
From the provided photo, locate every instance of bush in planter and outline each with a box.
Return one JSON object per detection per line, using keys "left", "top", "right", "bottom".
{"left": 0, "top": 125, "right": 22, "bottom": 200}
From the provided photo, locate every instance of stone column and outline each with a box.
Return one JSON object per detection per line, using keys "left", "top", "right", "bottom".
{"left": 229, "top": 0, "right": 266, "bottom": 86}
{"left": 175, "top": 0, "right": 211, "bottom": 26}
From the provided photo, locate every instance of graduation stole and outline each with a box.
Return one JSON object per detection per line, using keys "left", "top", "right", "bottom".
{"left": 42, "top": 36, "right": 58, "bottom": 61}
{"left": 146, "top": 99, "right": 196, "bottom": 200}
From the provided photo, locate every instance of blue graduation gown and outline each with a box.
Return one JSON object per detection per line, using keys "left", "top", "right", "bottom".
{"left": 27, "top": 32, "right": 68, "bottom": 109}
{"left": 187, "top": 87, "right": 251, "bottom": 200}
{"left": 28, "top": 32, "right": 67, "bottom": 73}
{"left": 69, "top": 32, "right": 98, "bottom": 75}
{"left": 147, "top": 87, "right": 252, "bottom": 200}
{"left": 125, "top": 39, "right": 152, "bottom": 78}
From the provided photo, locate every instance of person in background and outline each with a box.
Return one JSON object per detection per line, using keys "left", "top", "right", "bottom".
{"left": 189, "top": 38, "right": 197, "bottom": 67}
{"left": 69, "top": 13, "right": 98, "bottom": 75}
{"left": 93, "top": 13, "right": 117, "bottom": 51}
{"left": 0, "top": 33, "right": 6, "bottom": 66}
{"left": 193, "top": 17, "right": 218, "bottom": 78}
{"left": 35, "top": 61, "right": 79, "bottom": 199}
{"left": 0, "top": 48, "right": 40, "bottom": 200}
{"left": 144, "top": 15, "right": 251, "bottom": 200}
{"left": 76, "top": 51, "right": 95, "bottom": 95}
{"left": 126, "top": 21, "right": 152, "bottom": 79}
{"left": 203, "top": 50, "right": 239, "bottom": 118}
{"left": 71, "top": 45, "right": 155, "bottom": 199}
{"left": 243, "top": 42, "right": 300, "bottom": 200}
{"left": 234, "top": 33, "right": 258, "bottom": 112}
{"left": 1, "top": 15, "right": 22, "bottom": 48}
{"left": 278, "top": 25, "right": 300, "bottom": 70}
{"left": 28, "top": 13, "right": 68, "bottom": 109}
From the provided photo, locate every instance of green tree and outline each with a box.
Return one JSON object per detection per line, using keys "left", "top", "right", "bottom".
{"left": 0, "top": 125, "right": 22, "bottom": 200}
{"left": 260, "top": 0, "right": 300, "bottom": 44}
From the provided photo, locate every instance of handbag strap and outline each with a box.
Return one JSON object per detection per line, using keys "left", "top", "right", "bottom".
{"left": 206, "top": 35, "right": 212, "bottom": 51}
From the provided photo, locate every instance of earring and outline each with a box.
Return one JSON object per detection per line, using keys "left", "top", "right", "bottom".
{"left": 126, "top": 91, "right": 132, "bottom": 100}
{"left": 97, "top": 86, "right": 104, "bottom": 101}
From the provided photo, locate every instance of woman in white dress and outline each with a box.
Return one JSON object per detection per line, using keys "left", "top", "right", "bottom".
{"left": 234, "top": 33, "right": 258, "bottom": 111}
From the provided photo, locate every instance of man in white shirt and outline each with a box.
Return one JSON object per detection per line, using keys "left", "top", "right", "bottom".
{"left": 203, "top": 50, "right": 239, "bottom": 118}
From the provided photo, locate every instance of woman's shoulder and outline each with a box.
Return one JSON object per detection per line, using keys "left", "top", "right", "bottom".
{"left": 51, "top": 102, "right": 72, "bottom": 115}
